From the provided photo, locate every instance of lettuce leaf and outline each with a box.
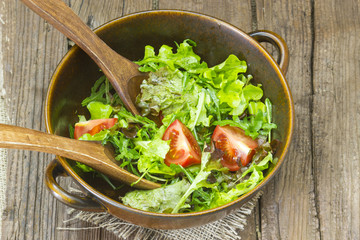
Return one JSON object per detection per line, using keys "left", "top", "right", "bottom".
{"left": 87, "top": 101, "right": 113, "bottom": 119}
{"left": 135, "top": 137, "right": 174, "bottom": 176}
{"left": 135, "top": 39, "right": 206, "bottom": 72}
{"left": 78, "top": 129, "right": 110, "bottom": 141}
{"left": 217, "top": 79, "right": 245, "bottom": 108}
{"left": 201, "top": 54, "right": 247, "bottom": 88}
{"left": 122, "top": 179, "right": 190, "bottom": 213}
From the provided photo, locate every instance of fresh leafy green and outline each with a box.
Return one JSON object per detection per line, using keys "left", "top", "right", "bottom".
{"left": 201, "top": 54, "right": 247, "bottom": 88}
{"left": 209, "top": 153, "right": 273, "bottom": 209}
{"left": 135, "top": 39, "right": 206, "bottom": 72}
{"left": 135, "top": 137, "right": 175, "bottom": 178}
{"left": 75, "top": 162, "right": 94, "bottom": 173}
{"left": 87, "top": 101, "right": 113, "bottom": 119}
{"left": 78, "top": 129, "right": 110, "bottom": 141}
{"left": 121, "top": 179, "right": 190, "bottom": 213}
{"left": 73, "top": 39, "right": 280, "bottom": 214}
{"left": 81, "top": 75, "right": 108, "bottom": 106}
{"left": 172, "top": 152, "right": 212, "bottom": 213}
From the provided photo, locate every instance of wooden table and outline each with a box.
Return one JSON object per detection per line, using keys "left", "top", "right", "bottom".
{"left": 1, "top": 0, "right": 359, "bottom": 239}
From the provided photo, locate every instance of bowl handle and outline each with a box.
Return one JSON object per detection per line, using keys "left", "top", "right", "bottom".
{"left": 45, "top": 159, "right": 105, "bottom": 212}
{"left": 249, "top": 30, "right": 289, "bottom": 74}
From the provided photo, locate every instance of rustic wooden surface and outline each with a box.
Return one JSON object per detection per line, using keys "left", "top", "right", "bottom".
{"left": 1, "top": 0, "right": 359, "bottom": 239}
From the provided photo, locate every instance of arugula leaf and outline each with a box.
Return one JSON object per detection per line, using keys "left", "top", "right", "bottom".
{"left": 265, "top": 98, "right": 274, "bottom": 141}
{"left": 81, "top": 75, "right": 108, "bottom": 106}
{"left": 115, "top": 107, "right": 158, "bottom": 132}
{"left": 188, "top": 90, "right": 211, "bottom": 130}
{"left": 75, "top": 162, "right": 94, "bottom": 172}
{"left": 205, "top": 85, "right": 221, "bottom": 120}
{"left": 111, "top": 133, "right": 139, "bottom": 162}
{"left": 171, "top": 152, "right": 212, "bottom": 213}
{"left": 209, "top": 153, "right": 274, "bottom": 209}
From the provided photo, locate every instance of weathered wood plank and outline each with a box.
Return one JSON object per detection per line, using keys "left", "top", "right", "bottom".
{"left": 3, "top": 0, "right": 359, "bottom": 240}
{"left": 313, "top": 0, "right": 360, "bottom": 239}
{"left": 159, "top": 0, "right": 254, "bottom": 33}
{"left": 254, "top": 0, "right": 321, "bottom": 239}
{"left": 1, "top": 0, "right": 68, "bottom": 239}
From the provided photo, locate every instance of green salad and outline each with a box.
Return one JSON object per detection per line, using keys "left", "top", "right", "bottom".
{"left": 72, "top": 40, "right": 279, "bottom": 213}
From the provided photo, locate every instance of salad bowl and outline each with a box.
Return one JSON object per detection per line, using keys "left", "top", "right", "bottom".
{"left": 45, "top": 10, "right": 294, "bottom": 229}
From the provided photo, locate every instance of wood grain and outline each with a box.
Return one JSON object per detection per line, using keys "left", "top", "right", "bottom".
{"left": 1, "top": 0, "right": 360, "bottom": 239}
{"left": 159, "top": 0, "right": 254, "bottom": 33}
{"left": 254, "top": 0, "right": 321, "bottom": 239}
{"left": 313, "top": 0, "right": 360, "bottom": 239}
{"left": 1, "top": 0, "right": 68, "bottom": 238}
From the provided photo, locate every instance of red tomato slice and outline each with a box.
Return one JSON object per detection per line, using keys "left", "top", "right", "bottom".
{"left": 162, "top": 119, "right": 202, "bottom": 167}
{"left": 74, "top": 118, "right": 118, "bottom": 139}
{"left": 211, "top": 125, "right": 258, "bottom": 171}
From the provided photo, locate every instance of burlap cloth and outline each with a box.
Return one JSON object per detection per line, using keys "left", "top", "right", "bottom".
{"left": 60, "top": 188, "right": 262, "bottom": 240}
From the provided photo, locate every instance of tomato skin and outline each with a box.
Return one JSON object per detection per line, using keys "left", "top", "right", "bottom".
{"left": 211, "top": 125, "right": 258, "bottom": 171}
{"left": 162, "top": 119, "right": 202, "bottom": 167}
{"left": 74, "top": 118, "right": 118, "bottom": 139}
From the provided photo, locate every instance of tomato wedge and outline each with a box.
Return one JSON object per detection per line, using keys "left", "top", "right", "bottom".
{"left": 211, "top": 125, "right": 258, "bottom": 171}
{"left": 74, "top": 118, "right": 118, "bottom": 139}
{"left": 162, "top": 119, "right": 202, "bottom": 167}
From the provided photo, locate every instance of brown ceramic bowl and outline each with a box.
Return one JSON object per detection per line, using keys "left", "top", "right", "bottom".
{"left": 45, "top": 10, "right": 294, "bottom": 229}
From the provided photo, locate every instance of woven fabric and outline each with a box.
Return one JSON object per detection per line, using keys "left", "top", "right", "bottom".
{"left": 60, "top": 184, "right": 262, "bottom": 240}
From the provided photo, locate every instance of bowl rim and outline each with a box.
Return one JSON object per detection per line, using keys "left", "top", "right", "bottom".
{"left": 45, "top": 9, "right": 294, "bottom": 218}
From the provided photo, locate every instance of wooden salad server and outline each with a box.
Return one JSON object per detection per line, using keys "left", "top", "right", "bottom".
{"left": 16, "top": 0, "right": 161, "bottom": 188}
{"left": 0, "top": 124, "right": 161, "bottom": 190}
{"left": 21, "top": 0, "right": 146, "bottom": 115}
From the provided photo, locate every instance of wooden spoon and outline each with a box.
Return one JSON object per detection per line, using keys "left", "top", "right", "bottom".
{"left": 17, "top": 1, "right": 161, "bottom": 189}
{"left": 0, "top": 124, "right": 161, "bottom": 190}
{"left": 21, "top": 0, "right": 147, "bottom": 115}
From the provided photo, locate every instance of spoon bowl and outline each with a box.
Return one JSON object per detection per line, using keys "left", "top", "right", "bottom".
{"left": 21, "top": 0, "right": 144, "bottom": 115}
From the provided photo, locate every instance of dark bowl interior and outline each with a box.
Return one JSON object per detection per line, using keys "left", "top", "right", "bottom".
{"left": 46, "top": 10, "right": 293, "bottom": 229}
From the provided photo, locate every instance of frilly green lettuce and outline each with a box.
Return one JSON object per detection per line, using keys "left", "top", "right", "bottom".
{"left": 74, "top": 39, "right": 279, "bottom": 213}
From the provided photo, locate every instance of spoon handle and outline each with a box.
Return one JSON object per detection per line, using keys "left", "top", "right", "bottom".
{"left": 0, "top": 124, "right": 160, "bottom": 189}
{"left": 21, "top": 0, "right": 140, "bottom": 115}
